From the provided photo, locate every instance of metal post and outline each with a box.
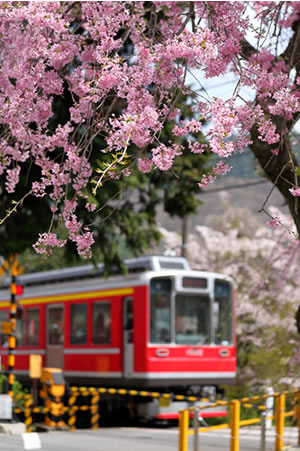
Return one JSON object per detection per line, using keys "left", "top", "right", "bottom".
{"left": 193, "top": 407, "right": 199, "bottom": 451}
{"left": 90, "top": 390, "right": 100, "bottom": 429}
{"left": 275, "top": 394, "right": 285, "bottom": 451}
{"left": 265, "top": 387, "right": 274, "bottom": 428}
{"left": 178, "top": 409, "right": 189, "bottom": 451}
{"left": 24, "top": 394, "right": 33, "bottom": 432}
{"left": 68, "top": 389, "right": 78, "bottom": 431}
{"left": 32, "top": 378, "right": 38, "bottom": 407}
{"left": 260, "top": 411, "right": 266, "bottom": 451}
{"left": 230, "top": 400, "right": 240, "bottom": 451}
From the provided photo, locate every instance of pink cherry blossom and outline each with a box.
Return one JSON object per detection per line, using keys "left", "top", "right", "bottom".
{"left": 266, "top": 216, "right": 282, "bottom": 229}
{"left": 0, "top": 2, "right": 299, "bottom": 257}
{"left": 289, "top": 187, "right": 300, "bottom": 197}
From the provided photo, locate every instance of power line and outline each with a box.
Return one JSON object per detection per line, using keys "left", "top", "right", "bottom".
{"left": 202, "top": 178, "right": 268, "bottom": 194}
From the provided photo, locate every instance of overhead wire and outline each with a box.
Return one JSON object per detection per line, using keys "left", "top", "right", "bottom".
{"left": 202, "top": 178, "right": 269, "bottom": 194}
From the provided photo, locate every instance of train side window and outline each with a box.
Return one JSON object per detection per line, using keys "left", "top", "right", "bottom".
{"left": 93, "top": 302, "right": 111, "bottom": 345}
{"left": 124, "top": 297, "right": 133, "bottom": 343}
{"left": 70, "top": 303, "right": 88, "bottom": 345}
{"left": 214, "top": 280, "right": 233, "bottom": 346}
{"left": 27, "top": 308, "right": 40, "bottom": 346}
{"left": 0, "top": 310, "right": 8, "bottom": 347}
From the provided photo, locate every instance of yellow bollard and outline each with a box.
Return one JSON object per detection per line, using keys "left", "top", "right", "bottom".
{"left": 275, "top": 393, "right": 285, "bottom": 451}
{"left": 178, "top": 409, "right": 189, "bottom": 451}
{"left": 297, "top": 392, "right": 300, "bottom": 446}
{"left": 230, "top": 400, "right": 240, "bottom": 451}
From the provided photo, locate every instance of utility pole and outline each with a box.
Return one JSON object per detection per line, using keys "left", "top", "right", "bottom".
{"left": 8, "top": 270, "right": 17, "bottom": 398}
{"left": 181, "top": 215, "right": 190, "bottom": 259}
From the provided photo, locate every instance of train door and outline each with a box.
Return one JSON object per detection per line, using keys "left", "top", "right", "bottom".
{"left": 46, "top": 304, "right": 64, "bottom": 369}
{"left": 123, "top": 297, "right": 134, "bottom": 378}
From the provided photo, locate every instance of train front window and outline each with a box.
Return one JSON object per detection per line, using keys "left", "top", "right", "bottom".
{"left": 214, "top": 281, "right": 233, "bottom": 345}
{"left": 150, "top": 278, "right": 171, "bottom": 344}
{"left": 175, "top": 295, "right": 210, "bottom": 345}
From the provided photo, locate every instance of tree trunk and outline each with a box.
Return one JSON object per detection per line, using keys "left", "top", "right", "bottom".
{"left": 249, "top": 125, "right": 300, "bottom": 236}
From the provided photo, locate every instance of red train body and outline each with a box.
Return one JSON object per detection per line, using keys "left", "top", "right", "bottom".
{"left": 0, "top": 255, "right": 236, "bottom": 419}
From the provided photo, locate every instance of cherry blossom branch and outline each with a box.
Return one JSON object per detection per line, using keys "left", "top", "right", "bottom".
{"left": 92, "top": 133, "right": 132, "bottom": 194}
{"left": 0, "top": 190, "right": 32, "bottom": 226}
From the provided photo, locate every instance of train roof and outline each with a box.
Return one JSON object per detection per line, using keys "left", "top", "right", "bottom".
{"left": 3, "top": 255, "right": 191, "bottom": 288}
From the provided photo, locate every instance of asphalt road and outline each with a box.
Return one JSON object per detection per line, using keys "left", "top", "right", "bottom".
{"left": 0, "top": 426, "right": 299, "bottom": 451}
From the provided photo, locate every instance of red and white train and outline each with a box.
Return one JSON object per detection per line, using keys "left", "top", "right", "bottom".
{"left": 0, "top": 255, "right": 236, "bottom": 419}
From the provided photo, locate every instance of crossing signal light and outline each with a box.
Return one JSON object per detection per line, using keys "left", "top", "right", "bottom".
{"left": 16, "top": 285, "right": 23, "bottom": 296}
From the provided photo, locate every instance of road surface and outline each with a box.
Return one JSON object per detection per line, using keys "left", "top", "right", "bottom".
{"left": 0, "top": 426, "right": 299, "bottom": 450}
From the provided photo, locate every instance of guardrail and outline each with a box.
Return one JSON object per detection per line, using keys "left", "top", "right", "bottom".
{"left": 178, "top": 390, "right": 300, "bottom": 451}
{"left": 14, "top": 384, "right": 298, "bottom": 450}
{"left": 13, "top": 386, "right": 213, "bottom": 432}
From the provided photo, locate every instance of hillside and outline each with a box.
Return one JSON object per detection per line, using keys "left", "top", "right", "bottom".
{"left": 157, "top": 175, "right": 289, "bottom": 235}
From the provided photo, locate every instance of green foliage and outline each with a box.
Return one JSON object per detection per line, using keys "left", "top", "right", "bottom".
{"left": 0, "top": 374, "right": 5, "bottom": 394}
{"left": 12, "top": 379, "right": 28, "bottom": 404}
{"left": 224, "top": 384, "right": 250, "bottom": 401}
{"left": 200, "top": 415, "right": 229, "bottom": 427}
{"left": 0, "top": 189, "right": 53, "bottom": 259}
{"left": 235, "top": 322, "right": 297, "bottom": 392}
{"left": 0, "top": 374, "right": 27, "bottom": 405}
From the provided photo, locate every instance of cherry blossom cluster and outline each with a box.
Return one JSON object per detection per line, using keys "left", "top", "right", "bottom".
{"left": 0, "top": 2, "right": 299, "bottom": 256}
{"left": 198, "top": 161, "right": 232, "bottom": 188}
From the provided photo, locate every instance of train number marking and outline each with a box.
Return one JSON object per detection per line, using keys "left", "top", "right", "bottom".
{"left": 186, "top": 349, "right": 204, "bottom": 357}
{"left": 156, "top": 349, "right": 170, "bottom": 357}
